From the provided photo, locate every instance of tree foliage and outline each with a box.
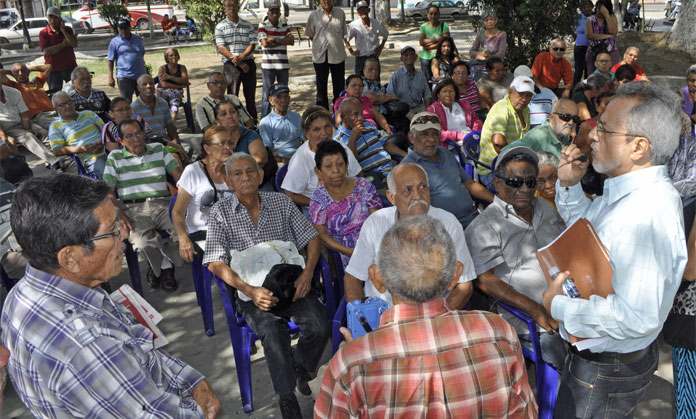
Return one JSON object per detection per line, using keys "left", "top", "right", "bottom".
{"left": 171, "top": 0, "right": 226, "bottom": 41}
{"left": 472, "top": 0, "right": 584, "bottom": 70}
{"left": 98, "top": 4, "right": 130, "bottom": 35}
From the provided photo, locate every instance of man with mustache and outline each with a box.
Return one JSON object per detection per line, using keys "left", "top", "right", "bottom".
{"left": 344, "top": 161, "right": 477, "bottom": 309}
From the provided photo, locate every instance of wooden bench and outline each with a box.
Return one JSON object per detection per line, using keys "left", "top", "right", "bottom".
{"left": 290, "top": 25, "right": 312, "bottom": 47}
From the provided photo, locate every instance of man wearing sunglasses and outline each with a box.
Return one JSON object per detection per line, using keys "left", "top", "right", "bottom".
{"left": 543, "top": 82, "right": 686, "bottom": 418}
{"left": 464, "top": 145, "right": 568, "bottom": 371}
{"left": 1, "top": 174, "right": 220, "bottom": 418}
{"left": 501, "top": 99, "right": 579, "bottom": 159}
{"left": 531, "top": 38, "right": 573, "bottom": 98}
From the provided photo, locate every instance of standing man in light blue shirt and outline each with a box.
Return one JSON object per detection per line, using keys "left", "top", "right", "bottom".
{"left": 543, "top": 82, "right": 687, "bottom": 418}
{"left": 107, "top": 20, "right": 146, "bottom": 103}
{"left": 258, "top": 84, "right": 302, "bottom": 163}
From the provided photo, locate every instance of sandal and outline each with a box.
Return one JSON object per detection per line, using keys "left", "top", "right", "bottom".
{"left": 147, "top": 267, "right": 161, "bottom": 289}
{"left": 161, "top": 268, "right": 179, "bottom": 293}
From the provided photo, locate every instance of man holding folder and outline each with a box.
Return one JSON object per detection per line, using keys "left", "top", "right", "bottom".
{"left": 543, "top": 82, "right": 687, "bottom": 417}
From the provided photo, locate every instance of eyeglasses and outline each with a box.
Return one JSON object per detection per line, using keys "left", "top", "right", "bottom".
{"left": 554, "top": 112, "right": 581, "bottom": 125}
{"left": 122, "top": 131, "right": 145, "bottom": 140}
{"left": 595, "top": 59, "right": 611, "bottom": 63}
{"left": 85, "top": 217, "right": 121, "bottom": 243}
{"left": 537, "top": 173, "right": 558, "bottom": 185}
{"left": 552, "top": 47, "right": 566, "bottom": 52}
{"left": 596, "top": 122, "right": 645, "bottom": 139}
{"left": 412, "top": 115, "right": 440, "bottom": 125}
{"left": 496, "top": 175, "right": 537, "bottom": 189}
{"left": 207, "top": 141, "right": 236, "bottom": 148}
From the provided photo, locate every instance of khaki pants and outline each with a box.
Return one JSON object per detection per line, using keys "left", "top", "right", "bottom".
{"left": 3, "top": 121, "right": 57, "bottom": 165}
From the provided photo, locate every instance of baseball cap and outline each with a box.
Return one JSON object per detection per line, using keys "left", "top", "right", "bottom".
{"left": 400, "top": 45, "right": 415, "bottom": 56}
{"left": 118, "top": 19, "right": 131, "bottom": 27}
{"left": 356, "top": 1, "right": 369, "bottom": 9}
{"left": 268, "top": 0, "right": 281, "bottom": 9}
{"left": 510, "top": 76, "right": 535, "bottom": 94}
{"left": 269, "top": 83, "right": 290, "bottom": 97}
{"left": 410, "top": 111, "right": 441, "bottom": 132}
{"left": 513, "top": 65, "right": 533, "bottom": 78}
{"left": 46, "top": 7, "right": 61, "bottom": 17}
{"left": 496, "top": 145, "right": 539, "bottom": 169}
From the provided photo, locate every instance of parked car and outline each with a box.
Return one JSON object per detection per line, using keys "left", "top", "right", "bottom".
{"left": 0, "top": 8, "right": 19, "bottom": 29}
{"left": 401, "top": 0, "right": 468, "bottom": 19}
{"left": 0, "top": 16, "right": 90, "bottom": 44}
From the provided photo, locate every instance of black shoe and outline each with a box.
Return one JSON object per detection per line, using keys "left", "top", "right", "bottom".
{"left": 293, "top": 360, "right": 313, "bottom": 398}
{"left": 147, "top": 267, "right": 161, "bottom": 289}
{"left": 161, "top": 267, "right": 178, "bottom": 293}
{"left": 278, "top": 393, "right": 302, "bottom": 419}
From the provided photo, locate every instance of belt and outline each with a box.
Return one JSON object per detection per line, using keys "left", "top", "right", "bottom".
{"left": 122, "top": 197, "right": 167, "bottom": 205}
{"left": 570, "top": 341, "right": 654, "bottom": 364}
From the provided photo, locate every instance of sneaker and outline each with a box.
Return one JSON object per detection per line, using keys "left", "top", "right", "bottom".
{"left": 278, "top": 393, "right": 302, "bottom": 419}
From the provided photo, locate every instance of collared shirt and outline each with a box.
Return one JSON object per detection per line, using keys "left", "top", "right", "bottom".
{"left": 387, "top": 66, "right": 430, "bottom": 109}
{"left": 203, "top": 191, "right": 318, "bottom": 266}
{"left": 402, "top": 147, "right": 477, "bottom": 228}
{"left": 215, "top": 17, "right": 257, "bottom": 62}
{"left": 38, "top": 25, "right": 77, "bottom": 72}
{"left": 195, "top": 93, "right": 253, "bottom": 130}
{"left": 334, "top": 121, "right": 392, "bottom": 174}
{"left": 479, "top": 95, "right": 531, "bottom": 175}
{"left": 0, "top": 265, "right": 206, "bottom": 418}
{"left": 553, "top": 166, "right": 687, "bottom": 353}
{"left": 0, "top": 85, "right": 27, "bottom": 125}
{"left": 107, "top": 34, "right": 146, "bottom": 80}
{"left": 71, "top": 88, "right": 111, "bottom": 122}
{"left": 49, "top": 110, "right": 105, "bottom": 164}
{"left": 3, "top": 73, "right": 53, "bottom": 119}
{"left": 345, "top": 206, "right": 477, "bottom": 307}
{"left": 258, "top": 109, "right": 303, "bottom": 158}
{"left": 103, "top": 143, "right": 178, "bottom": 201}
{"left": 531, "top": 52, "right": 573, "bottom": 89}
{"left": 464, "top": 195, "right": 566, "bottom": 334}
{"left": 258, "top": 20, "right": 290, "bottom": 70}
{"left": 131, "top": 96, "right": 172, "bottom": 138}
{"left": 305, "top": 7, "right": 347, "bottom": 64}
{"left": 314, "top": 298, "right": 537, "bottom": 419}
{"left": 346, "top": 17, "right": 388, "bottom": 57}
{"left": 593, "top": 68, "right": 615, "bottom": 80}
{"left": 501, "top": 120, "right": 564, "bottom": 158}
{"left": 529, "top": 87, "right": 557, "bottom": 127}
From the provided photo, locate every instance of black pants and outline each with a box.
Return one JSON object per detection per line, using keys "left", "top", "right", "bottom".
{"left": 223, "top": 59, "right": 258, "bottom": 122}
{"left": 573, "top": 45, "right": 588, "bottom": 86}
{"left": 313, "top": 59, "right": 345, "bottom": 110}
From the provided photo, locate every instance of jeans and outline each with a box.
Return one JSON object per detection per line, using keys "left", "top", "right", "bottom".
{"left": 261, "top": 68, "right": 289, "bottom": 117}
{"left": 117, "top": 78, "right": 139, "bottom": 103}
{"left": 175, "top": 29, "right": 188, "bottom": 42}
{"left": 313, "top": 59, "right": 345, "bottom": 110}
{"left": 554, "top": 341, "right": 658, "bottom": 419}
{"left": 47, "top": 70, "right": 72, "bottom": 93}
{"left": 354, "top": 54, "right": 379, "bottom": 78}
{"left": 83, "top": 154, "right": 107, "bottom": 179}
{"left": 237, "top": 291, "right": 329, "bottom": 395}
{"left": 420, "top": 57, "right": 433, "bottom": 83}
{"left": 573, "top": 45, "right": 588, "bottom": 86}
{"left": 224, "top": 59, "right": 258, "bottom": 122}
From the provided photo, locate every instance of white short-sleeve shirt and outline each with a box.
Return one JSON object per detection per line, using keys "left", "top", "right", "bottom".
{"left": 176, "top": 162, "right": 232, "bottom": 233}
{"left": 345, "top": 206, "right": 477, "bottom": 307}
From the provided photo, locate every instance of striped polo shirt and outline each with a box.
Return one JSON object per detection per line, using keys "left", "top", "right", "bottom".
{"left": 102, "top": 143, "right": 177, "bottom": 201}
{"left": 48, "top": 110, "right": 105, "bottom": 164}
{"left": 258, "top": 20, "right": 290, "bottom": 70}
{"left": 334, "top": 121, "right": 392, "bottom": 174}
{"left": 215, "top": 17, "right": 257, "bottom": 62}
{"left": 478, "top": 95, "right": 530, "bottom": 175}
{"left": 131, "top": 96, "right": 172, "bottom": 138}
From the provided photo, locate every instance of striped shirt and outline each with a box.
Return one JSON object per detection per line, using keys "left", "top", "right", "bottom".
{"left": 131, "top": 96, "right": 172, "bottom": 138}
{"left": 314, "top": 298, "right": 537, "bottom": 418}
{"left": 195, "top": 93, "right": 253, "bottom": 130}
{"left": 258, "top": 20, "right": 290, "bottom": 70}
{"left": 49, "top": 110, "right": 105, "bottom": 164}
{"left": 478, "top": 95, "right": 530, "bottom": 175}
{"left": 0, "top": 265, "right": 206, "bottom": 418}
{"left": 215, "top": 17, "right": 257, "bottom": 62}
{"left": 529, "top": 87, "right": 557, "bottom": 127}
{"left": 103, "top": 143, "right": 177, "bottom": 201}
{"left": 459, "top": 78, "right": 482, "bottom": 112}
{"left": 334, "top": 121, "right": 392, "bottom": 174}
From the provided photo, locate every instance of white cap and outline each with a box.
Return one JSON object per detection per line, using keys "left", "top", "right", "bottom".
{"left": 510, "top": 76, "right": 535, "bottom": 94}
{"left": 513, "top": 65, "right": 533, "bottom": 78}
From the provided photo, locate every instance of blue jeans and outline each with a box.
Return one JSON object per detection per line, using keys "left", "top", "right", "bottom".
{"left": 237, "top": 291, "right": 329, "bottom": 395}
{"left": 261, "top": 68, "right": 289, "bottom": 117}
{"left": 84, "top": 155, "right": 107, "bottom": 179}
{"left": 554, "top": 341, "right": 658, "bottom": 418}
{"left": 420, "top": 57, "right": 433, "bottom": 83}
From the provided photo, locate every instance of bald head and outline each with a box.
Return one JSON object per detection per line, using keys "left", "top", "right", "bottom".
{"left": 552, "top": 98, "right": 578, "bottom": 114}
{"left": 338, "top": 97, "right": 362, "bottom": 116}
{"left": 11, "top": 63, "right": 29, "bottom": 83}
{"left": 338, "top": 97, "right": 365, "bottom": 129}
{"left": 137, "top": 74, "right": 155, "bottom": 98}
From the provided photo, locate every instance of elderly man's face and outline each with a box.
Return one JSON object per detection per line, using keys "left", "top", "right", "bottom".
{"left": 624, "top": 48, "right": 639, "bottom": 65}
{"left": 137, "top": 76, "right": 155, "bottom": 99}
{"left": 590, "top": 96, "right": 639, "bottom": 177}
{"left": 120, "top": 122, "right": 146, "bottom": 156}
{"left": 594, "top": 53, "right": 612, "bottom": 73}
{"left": 409, "top": 128, "right": 440, "bottom": 159}
{"left": 341, "top": 100, "right": 365, "bottom": 130}
{"left": 401, "top": 49, "right": 417, "bottom": 66}
{"left": 11, "top": 64, "right": 29, "bottom": 83}
{"left": 54, "top": 96, "right": 77, "bottom": 119}
{"left": 73, "top": 70, "right": 92, "bottom": 95}
{"left": 509, "top": 89, "right": 533, "bottom": 111}
{"left": 117, "top": 23, "right": 131, "bottom": 39}
{"left": 549, "top": 102, "right": 579, "bottom": 141}
{"left": 388, "top": 165, "right": 430, "bottom": 217}
{"left": 270, "top": 91, "right": 290, "bottom": 115}
{"left": 226, "top": 158, "right": 261, "bottom": 195}
{"left": 208, "top": 74, "right": 228, "bottom": 98}
{"left": 550, "top": 41, "right": 566, "bottom": 60}
{"left": 495, "top": 160, "right": 537, "bottom": 214}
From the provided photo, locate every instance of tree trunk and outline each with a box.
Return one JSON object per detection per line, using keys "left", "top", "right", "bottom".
{"left": 375, "top": 0, "right": 390, "bottom": 25}
{"left": 667, "top": 0, "right": 696, "bottom": 57}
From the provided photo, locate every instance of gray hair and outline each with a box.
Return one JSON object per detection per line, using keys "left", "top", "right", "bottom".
{"left": 550, "top": 37, "right": 566, "bottom": 48}
{"left": 51, "top": 91, "right": 71, "bottom": 107}
{"left": 377, "top": 215, "right": 457, "bottom": 303}
{"left": 626, "top": 46, "right": 640, "bottom": 54}
{"left": 387, "top": 162, "right": 430, "bottom": 195}
{"left": 137, "top": 73, "right": 154, "bottom": 86}
{"left": 70, "top": 66, "right": 90, "bottom": 82}
{"left": 208, "top": 71, "right": 225, "bottom": 83}
{"left": 551, "top": 98, "right": 578, "bottom": 112}
{"left": 616, "top": 82, "right": 681, "bottom": 166}
{"left": 536, "top": 151, "right": 559, "bottom": 169}
{"left": 686, "top": 64, "right": 696, "bottom": 80}
{"left": 584, "top": 73, "right": 609, "bottom": 90}
{"left": 225, "top": 152, "right": 259, "bottom": 177}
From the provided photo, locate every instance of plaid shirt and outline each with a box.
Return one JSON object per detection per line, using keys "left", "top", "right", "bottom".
{"left": 71, "top": 88, "right": 111, "bottom": 122}
{"left": 315, "top": 299, "right": 537, "bottom": 418}
{"left": 203, "top": 191, "right": 318, "bottom": 266}
{"left": 0, "top": 265, "right": 206, "bottom": 418}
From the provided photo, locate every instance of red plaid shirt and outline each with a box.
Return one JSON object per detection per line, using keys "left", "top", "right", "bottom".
{"left": 314, "top": 299, "right": 537, "bottom": 419}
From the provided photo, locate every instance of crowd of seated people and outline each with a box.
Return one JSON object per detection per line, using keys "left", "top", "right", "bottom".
{"left": 3, "top": 1, "right": 696, "bottom": 418}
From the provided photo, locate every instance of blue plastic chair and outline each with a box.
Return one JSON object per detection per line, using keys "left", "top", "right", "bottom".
{"left": 71, "top": 155, "right": 100, "bottom": 179}
{"left": 332, "top": 297, "right": 347, "bottom": 355}
{"left": 318, "top": 250, "right": 345, "bottom": 323}
{"left": 496, "top": 301, "right": 559, "bottom": 419}
{"left": 167, "top": 193, "right": 215, "bottom": 336}
{"left": 275, "top": 163, "right": 289, "bottom": 192}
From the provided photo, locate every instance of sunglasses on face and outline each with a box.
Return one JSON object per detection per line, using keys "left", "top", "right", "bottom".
{"left": 554, "top": 112, "right": 581, "bottom": 124}
{"left": 496, "top": 175, "right": 537, "bottom": 189}
{"left": 552, "top": 47, "right": 566, "bottom": 52}
{"left": 412, "top": 115, "right": 440, "bottom": 125}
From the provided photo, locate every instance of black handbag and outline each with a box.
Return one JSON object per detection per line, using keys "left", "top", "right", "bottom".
{"left": 262, "top": 263, "right": 303, "bottom": 312}
{"left": 663, "top": 281, "right": 696, "bottom": 350}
